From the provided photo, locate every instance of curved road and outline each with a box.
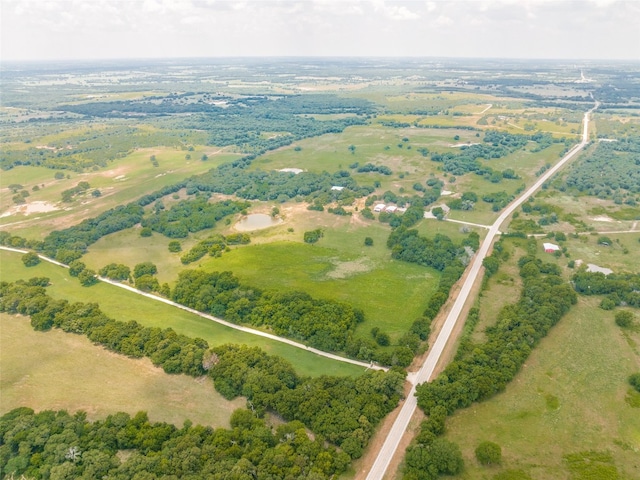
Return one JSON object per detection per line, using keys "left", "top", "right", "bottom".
{"left": 0, "top": 245, "right": 386, "bottom": 372}
{"left": 366, "top": 101, "right": 598, "bottom": 480}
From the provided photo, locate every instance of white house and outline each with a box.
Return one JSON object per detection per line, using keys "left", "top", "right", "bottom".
{"left": 331, "top": 186, "right": 345, "bottom": 191}
{"left": 373, "top": 204, "right": 386, "bottom": 212}
{"left": 543, "top": 242, "right": 560, "bottom": 253}
{"left": 385, "top": 205, "right": 398, "bottom": 213}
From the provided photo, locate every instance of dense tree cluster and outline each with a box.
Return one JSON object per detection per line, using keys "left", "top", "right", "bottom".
{"left": 416, "top": 254, "right": 576, "bottom": 416}
{"left": 355, "top": 163, "right": 393, "bottom": 175}
{"left": 0, "top": 407, "right": 350, "bottom": 480}
{"left": 0, "top": 125, "right": 204, "bottom": 172}
{"left": 39, "top": 203, "right": 145, "bottom": 262}
{"left": 171, "top": 270, "right": 363, "bottom": 352}
{"left": 563, "top": 136, "right": 640, "bottom": 204}
{"left": 180, "top": 233, "right": 249, "bottom": 265}
{"left": 572, "top": 271, "right": 640, "bottom": 309}
{"left": 61, "top": 181, "right": 91, "bottom": 203}
{"left": 186, "top": 162, "right": 373, "bottom": 204}
{"left": 141, "top": 197, "right": 250, "bottom": 238}
{"left": 208, "top": 344, "right": 405, "bottom": 459}
{"left": 387, "top": 227, "right": 469, "bottom": 272}
{"left": 430, "top": 130, "right": 549, "bottom": 179}
{"left": 56, "top": 93, "right": 372, "bottom": 153}
{"left": 98, "top": 263, "right": 131, "bottom": 282}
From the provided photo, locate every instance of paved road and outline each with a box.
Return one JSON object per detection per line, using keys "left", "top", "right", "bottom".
{"left": 0, "top": 245, "right": 386, "bottom": 372}
{"left": 365, "top": 102, "right": 598, "bottom": 480}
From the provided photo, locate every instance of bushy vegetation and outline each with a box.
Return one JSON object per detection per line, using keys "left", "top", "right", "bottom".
{"left": 141, "top": 197, "right": 250, "bottom": 238}
{"left": 563, "top": 136, "right": 640, "bottom": 204}
{"left": 181, "top": 233, "right": 249, "bottom": 265}
{"left": 187, "top": 160, "right": 373, "bottom": 203}
{"left": 416, "top": 253, "right": 576, "bottom": 415}
{"left": 171, "top": 270, "right": 364, "bottom": 352}
{"left": 0, "top": 407, "right": 350, "bottom": 479}
{"left": 0, "top": 278, "right": 405, "bottom": 468}
{"left": 572, "top": 271, "right": 640, "bottom": 309}
{"left": 430, "top": 130, "right": 554, "bottom": 180}
{"left": 56, "top": 93, "right": 372, "bottom": 153}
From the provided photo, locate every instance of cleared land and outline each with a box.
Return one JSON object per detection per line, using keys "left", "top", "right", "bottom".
{"left": 0, "top": 250, "right": 367, "bottom": 378}
{"left": 0, "top": 313, "right": 245, "bottom": 427}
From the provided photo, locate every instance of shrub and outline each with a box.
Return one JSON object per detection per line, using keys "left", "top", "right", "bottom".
{"left": 303, "top": 229, "right": 323, "bottom": 244}
{"left": 168, "top": 240, "right": 182, "bottom": 253}
{"left": 21, "top": 252, "right": 40, "bottom": 267}
{"left": 629, "top": 373, "right": 640, "bottom": 393}
{"left": 615, "top": 310, "right": 634, "bottom": 328}
{"left": 364, "top": 237, "right": 374, "bottom": 246}
{"left": 475, "top": 441, "right": 502, "bottom": 465}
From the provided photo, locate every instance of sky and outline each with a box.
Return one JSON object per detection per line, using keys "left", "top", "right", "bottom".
{"left": 1, "top": 0, "right": 639, "bottom": 61}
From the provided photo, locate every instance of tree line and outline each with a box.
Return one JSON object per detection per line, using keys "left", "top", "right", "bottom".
{"left": 404, "top": 244, "right": 577, "bottom": 479}
{"left": 0, "top": 278, "right": 405, "bottom": 468}
{"left": 0, "top": 407, "right": 351, "bottom": 480}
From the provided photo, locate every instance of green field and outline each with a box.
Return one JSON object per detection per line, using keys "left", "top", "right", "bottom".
{"left": 0, "top": 250, "right": 366, "bottom": 378}
{"left": 435, "top": 235, "right": 640, "bottom": 479}
{"left": 0, "top": 146, "right": 239, "bottom": 239}
{"left": 0, "top": 313, "right": 245, "bottom": 428}
{"left": 443, "top": 296, "right": 640, "bottom": 480}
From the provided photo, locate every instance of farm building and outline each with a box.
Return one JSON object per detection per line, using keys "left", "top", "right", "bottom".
{"left": 373, "top": 204, "right": 386, "bottom": 212}
{"left": 543, "top": 242, "right": 560, "bottom": 253}
{"left": 385, "top": 205, "right": 398, "bottom": 213}
{"left": 331, "top": 186, "right": 345, "bottom": 191}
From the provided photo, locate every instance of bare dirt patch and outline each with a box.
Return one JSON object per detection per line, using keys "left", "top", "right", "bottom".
{"left": 0, "top": 201, "right": 59, "bottom": 218}
{"left": 590, "top": 215, "right": 615, "bottom": 222}
{"left": 325, "top": 258, "right": 373, "bottom": 279}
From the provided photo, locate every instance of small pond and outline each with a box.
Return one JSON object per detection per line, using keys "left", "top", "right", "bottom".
{"left": 235, "top": 213, "right": 282, "bottom": 231}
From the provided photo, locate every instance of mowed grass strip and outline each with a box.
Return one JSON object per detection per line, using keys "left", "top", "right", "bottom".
{"left": 0, "top": 313, "right": 245, "bottom": 428}
{"left": 442, "top": 295, "right": 640, "bottom": 480}
{"left": 0, "top": 251, "right": 366, "bottom": 378}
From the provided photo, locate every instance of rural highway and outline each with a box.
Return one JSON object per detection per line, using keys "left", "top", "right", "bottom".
{"left": 0, "top": 245, "right": 386, "bottom": 372}
{"left": 365, "top": 101, "right": 598, "bottom": 480}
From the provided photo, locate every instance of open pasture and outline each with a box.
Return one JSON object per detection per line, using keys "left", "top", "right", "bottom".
{"left": 0, "top": 146, "right": 239, "bottom": 238}
{"left": 443, "top": 295, "right": 640, "bottom": 480}
{"left": 193, "top": 208, "right": 441, "bottom": 342}
{"left": 0, "top": 250, "right": 366, "bottom": 378}
{"left": 0, "top": 313, "right": 245, "bottom": 428}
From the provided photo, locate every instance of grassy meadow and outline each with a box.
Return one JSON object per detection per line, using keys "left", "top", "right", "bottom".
{"left": 0, "top": 313, "right": 245, "bottom": 428}
{"left": 0, "top": 145, "right": 239, "bottom": 239}
{"left": 0, "top": 250, "right": 367, "bottom": 378}
{"left": 434, "top": 235, "right": 640, "bottom": 479}
{"left": 443, "top": 295, "right": 640, "bottom": 480}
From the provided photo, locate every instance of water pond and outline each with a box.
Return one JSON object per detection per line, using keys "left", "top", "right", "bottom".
{"left": 235, "top": 213, "right": 282, "bottom": 231}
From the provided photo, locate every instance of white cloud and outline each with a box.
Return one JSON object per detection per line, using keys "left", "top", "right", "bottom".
{"left": 0, "top": 0, "right": 638, "bottom": 60}
{"left": 386, "top": 5, "right": 420, "bottom": 20}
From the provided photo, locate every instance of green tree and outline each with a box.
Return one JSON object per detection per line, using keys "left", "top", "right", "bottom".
{"left": 78, "top": 269, "right": 98, "bottom": 287}
{"left": 364, "top": 237, "right": 374, "bottom": 246}
{"left": 22, "top": 252, "right": 40, "bottom": 267}
{"left": 68, "top": 260, "right": 86, "bottom": 277}
{"left": 133, "top": 262, "right": 157, "bottom": 278}
{"left": 615, "top": 310, "right": 634, "bottom": 328}
{"left": 168, "top": 240, "right": 182, "bottom": 253}
{"left": 432, "top": 207, "right": 445, "bottom": 221}
{"left": 303, "top": 229, "right": 323, "bottom": 244}
{"left": 475, "top": 441, "right": 502, "bottom": 465}
{"left": 629, "top": 373, "right": 640, "bottom": 393}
